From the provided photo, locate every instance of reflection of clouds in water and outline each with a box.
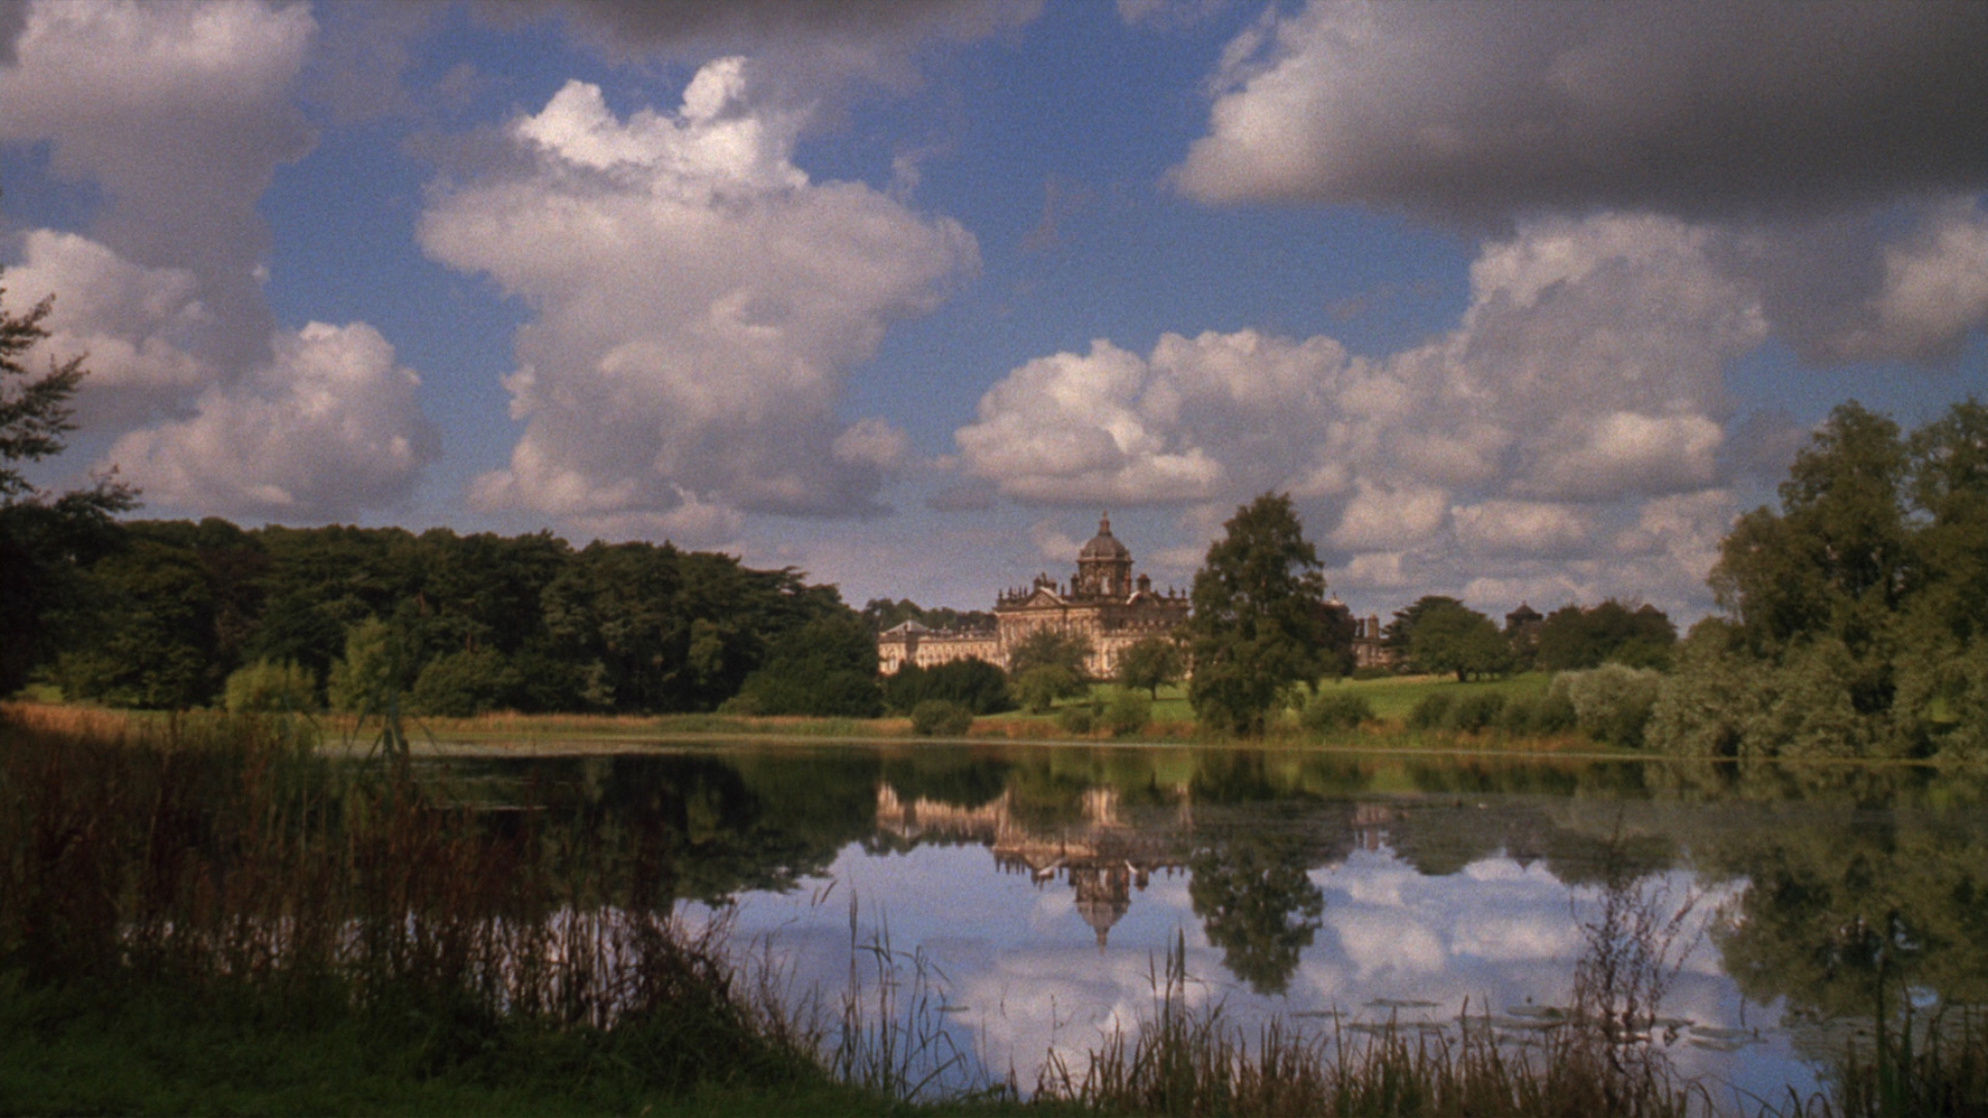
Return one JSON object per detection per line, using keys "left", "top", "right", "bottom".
{"left": 697, "top": 839, "right": 1808, "bottom": 1100}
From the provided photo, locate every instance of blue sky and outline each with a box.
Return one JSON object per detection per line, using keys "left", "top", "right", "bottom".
{"left": 4, "top": 1, "right": 1985, "bottom": 622}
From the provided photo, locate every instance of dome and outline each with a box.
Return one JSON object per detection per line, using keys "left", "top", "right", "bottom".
{"left": 1079, "top": 513, "right": 1131, "bottom": 561}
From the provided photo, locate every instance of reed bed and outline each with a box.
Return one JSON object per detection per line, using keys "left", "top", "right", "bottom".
{"left": 0, "top": 707, "right": 839, "bottom": 1107}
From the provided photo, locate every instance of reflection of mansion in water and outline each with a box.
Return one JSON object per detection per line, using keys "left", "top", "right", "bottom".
{"left": 876, "top": 514, "right": 1190, "bottom": 679}
{"left": 875, "top": 781, "right": 1191, "bottom": 947}
{"left": 875, "top": 782, "right": 1411, "bottom": 948}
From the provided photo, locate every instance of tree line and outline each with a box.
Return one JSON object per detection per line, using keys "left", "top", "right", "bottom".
{"left": 33, "top": 517, "right": 883, "bottom": 717}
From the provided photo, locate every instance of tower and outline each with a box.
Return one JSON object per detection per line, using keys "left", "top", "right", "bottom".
{"left": 1073, "top": 512, "right": 1134, "bottom": 599}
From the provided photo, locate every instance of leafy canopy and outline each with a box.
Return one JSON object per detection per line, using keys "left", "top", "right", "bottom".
{"left": 1, "top": 272, "right": 137, "bottom": 696}
{"left": 1184, "top": 493, "right": 1332, "bottom": 735}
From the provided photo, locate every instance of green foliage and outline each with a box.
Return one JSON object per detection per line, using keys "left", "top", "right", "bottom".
{"left": 1008, "top": 626, "right": 1094, "bottom": 679}
{"left": 1408, "top": 692, "right": 1454, "bottom": 730}
{"left": 1407, "top": 597, "right": 1513, "bottom": 681}
{"left": 223, "top": 660, "right": 317, "bottom": 714}
{"left": 907, "top": 699, "right": 973, "bottom": 737}
{"left": 1101, "top": 688, "right": 1152, "bottom": 737}
{"left": 0, "top": 272, "right": 137, "bottom": 696}
{"left": 882, "top": 657, "right": 1012, "bottom": 715}
{"left": 859, "top": 597, "right": 994, "bottom": 634}
{"left": 1552, "top": 664, "right": 1662, "bottom": 748}
{"left": 1664, "top": 399, "right": 1988, "bottom": 761}
{"left": 1299, "top": 688, "right": 1373, "bottom": 734}
{"left": 725, "top": 612, "right": 882, "bottom": 718}
{"left": 1535, "top": 600, "right": 1677, "bottom": 671}
{"left": 1184, "top": 493, "right": 1333, "bottom": 736}
{"left": 1012, "top": 663, "right": 1086, "bottom": 714}
{"left": 1115, "top": 635, "right": 1183, "bottom": 699}
{"left": 411, "top": 648, "right": 519, "bottom": 718}
{"left": 1056, "top": 703, "right": 1097, "bottom": 735}
{"left": 1445, "top": 690, "right": 1507, "bottom": 733}
{"left": 1497, "top": 691, "right": 1578, "bottom": 736}
{"left": 327, "top": 617, "right": 416, "bottom": 714}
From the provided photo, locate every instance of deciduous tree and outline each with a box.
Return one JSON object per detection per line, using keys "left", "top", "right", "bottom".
{"left": 0, "top": 273, "right": 136, "bottom": 697}
{"left": 1184, "top": 493, "right": 1332, "bottom": 735}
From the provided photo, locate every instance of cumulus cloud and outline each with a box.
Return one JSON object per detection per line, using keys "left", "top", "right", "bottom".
{"left": 0, "top": 0, "right": 315, "bottom": 373}
{"left": 1, "top": 1, "right": 442, "bottom": 521}
{"left": 1174, "top": 1, "right": 1988, "bottom": 221}
{"left": 958, "top": 212, "right": 1769, "bottom": 614}
{"left": 1832, "top": 199, "right": 1988, "bottom": 365}
{"left": 422, "top": 62, "right": 977, "bottom": 535}
{"left": 4, "top": 230, "right": 211, "bottom": 424}
{"left": 106, "top": 322, "right": 440, "bottom": 520}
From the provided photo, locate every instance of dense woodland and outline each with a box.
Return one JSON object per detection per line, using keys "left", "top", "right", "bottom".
{"left": 38, "top": 519, "right": 883, "bottom": 717}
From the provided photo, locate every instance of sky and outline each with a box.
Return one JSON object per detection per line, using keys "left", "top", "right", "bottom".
{"left": 3, "top": 0, "right": 1986, "bottom": 623}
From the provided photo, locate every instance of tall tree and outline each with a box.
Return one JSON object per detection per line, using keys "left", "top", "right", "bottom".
{"left": 0, "top": 274, "right": 136, "bottom": 696}
{"left": 1184, "top": 493, "right": 1332, "bottom": 735}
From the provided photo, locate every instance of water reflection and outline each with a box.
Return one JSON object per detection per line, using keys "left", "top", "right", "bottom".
{"left": 435, "top": 745, "right": 1988, "bottom": 1097}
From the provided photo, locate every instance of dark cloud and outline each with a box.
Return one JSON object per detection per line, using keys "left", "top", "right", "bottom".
{"left": 483, "top": 0, "right": 1041, "bottom": 94}
{"left": 1177, "top": 2, "right": 1988, "bottom": 224}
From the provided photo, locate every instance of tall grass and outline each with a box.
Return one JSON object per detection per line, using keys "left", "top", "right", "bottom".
{"left": 0, "top": 705, "right": 837, "bottom": 1106}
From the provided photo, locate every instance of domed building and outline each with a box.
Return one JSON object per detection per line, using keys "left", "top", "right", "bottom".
{"left": 878, "top": 514, "right": 1190, "bottom": 678}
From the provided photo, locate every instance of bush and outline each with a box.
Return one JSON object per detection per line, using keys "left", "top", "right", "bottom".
{"left": 1553, "top": 664, "right": 1663, "bottom": 747}
{"left": 1445, "top": 691, "right": 1506, "bottom": 733}
{"left": 909, "top": 699, "right": 974, "bottom": 737}
{"left": 1408, "top": 692, "right": 1454, "bottom": 730}
{"left": 1498, "top": 692, "right": 1578, "bottom": 736}
{"left": 1300, "top": 689, "right": 1373, "bottom": 734}
{"left": 411, "top": 648, "right": 519, "bottom": 718}
{"left": 1102, "top": 689, "right": 1152, "bottom": 737}
{"left": 223, "top": 660, "right": 318, "bottom": 713}
{"left": 1057, "top": 704, "right": 1097, "bottom": 735}
{"left": 1014, "top": 664, "right": 1083, "bottom": 714}
{"left": 884, "top": 658, "right": 1013, "bottom": 715}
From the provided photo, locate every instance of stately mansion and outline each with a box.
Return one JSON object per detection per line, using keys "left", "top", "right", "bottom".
{"left": 877, "top": 515, "right": 1191, "bottom": 679}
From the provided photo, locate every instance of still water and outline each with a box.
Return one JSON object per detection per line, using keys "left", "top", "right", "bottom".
{"left": 430, "top": 744, "right": 1988, "bottom": 1104}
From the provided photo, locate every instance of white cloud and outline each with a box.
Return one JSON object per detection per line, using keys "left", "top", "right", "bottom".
{"left": 1451, "top": 500, "right": 1592, "bottom": 557}
{"left": 105, "top": 322, "right": 439, "bottom": 520}
{"left": 1833, "top": 199, "right": 1988, "bottom": 364}
{"left": 0, "top": 0, "right": 315, "bottom": 371}
{"left": 4, "top": 230, "right": 211, "bottom": 424}
{"left": 422, "top": 63, "right": 976, "bottom": 538}
{"left": 957, "top": 212, "right": 1765, "bottom": 613}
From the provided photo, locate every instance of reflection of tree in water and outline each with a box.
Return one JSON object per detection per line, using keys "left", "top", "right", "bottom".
{"left": 1697, "top": 805, "right": 1988, "bottom": 1026}
{"left": 1187, "top": 827, "right": 1326, "bottom": 995}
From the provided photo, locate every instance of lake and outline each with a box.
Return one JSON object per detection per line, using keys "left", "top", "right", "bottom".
{"left": 424, "top": 743, "right": 1988, "bottom": 1105}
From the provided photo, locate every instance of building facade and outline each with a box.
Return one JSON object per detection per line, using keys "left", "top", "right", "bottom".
{"left": 877, "top": 514, "right": 1191, "bottom": 678}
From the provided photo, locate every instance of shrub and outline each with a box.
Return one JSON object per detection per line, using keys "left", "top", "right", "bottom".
{"left": 223, "top": 660, "right": 318, "bottom": 713}
{"left": 1014, "top": 664, "right": 1083, "bottom": 714}
{"left": 1057, "top": 704, "right": 1097, "bottom": 735}
{"left": 1101, "top": 689, "right": 1152, "bottom": 737}
{"left": 1445, "top": 691, "right": 1506, "bottom": 733}
{"left": 1553, "top": 664, "right": 1663, "bottom": 747}
{"left": 1408, "top": 692, "right": 1454, "bottom": 730}
{"left": 412, "top": 648, "right": 519, "bottom": 717}
{"left": 1300, "top": 689, "right": 1373, "bottom": 734}
{"left": 884, "top": 658, "right": 1013, "bottom": 715}
{"left": 908, "top": 699, "right": 974, "bottom": 737}
{"left": 1499, "top": 691, "right": 1578, "bottom": 736}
